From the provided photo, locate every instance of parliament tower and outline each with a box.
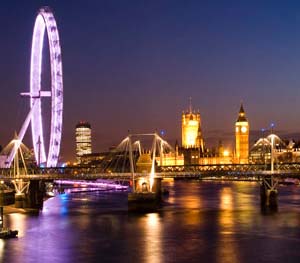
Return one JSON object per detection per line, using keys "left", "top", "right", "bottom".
{"left": 181, "top": 100, "right": 204, "bottom": 152}
{"left": 235, "top": 104, "right": 249, "bottom": 164}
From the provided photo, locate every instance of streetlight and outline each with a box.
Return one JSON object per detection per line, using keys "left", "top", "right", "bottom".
{"left": 261, "top": 128, "right": 265, "bottom": 165}
{"left": 270, "top": 134, "right": 275, "bottom": 173}
{"left": 270, "top": 123, "right": 275, "bottom": 173}
{"left": 270, "top": 122, "right": 275, "bottom": 133}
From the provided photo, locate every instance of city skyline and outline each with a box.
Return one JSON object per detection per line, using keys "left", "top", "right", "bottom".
{"left": 1, "top": 1, "right": 300, "bottom": 161}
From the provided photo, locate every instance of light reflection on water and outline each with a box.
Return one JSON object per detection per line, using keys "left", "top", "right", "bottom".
{"left": 217, "top": 186, "right": 239, "bottom": 263}
{"left": 1, "top": 181, "right": 300, "bottom": 262}
{"left": 144, "top": 213, "right": 162, "bottom": 263}
{"left": 0, "top": 239, "right": 4, "bottom": 259}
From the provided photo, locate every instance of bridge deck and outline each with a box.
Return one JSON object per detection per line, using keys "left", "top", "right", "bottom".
{"left": 1, "top": 170, "right": 300, "bottom": 181}
{"left": 1, "top": 163, "right": 300, "bottom": 180}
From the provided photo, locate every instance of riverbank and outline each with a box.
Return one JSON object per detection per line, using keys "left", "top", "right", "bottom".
{"left": 3, "top": 205, "right": 39, "bottom": 215}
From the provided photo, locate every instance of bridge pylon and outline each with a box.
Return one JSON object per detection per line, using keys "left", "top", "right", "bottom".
{"left": 260, "top": 175, "right": 278, "bottom": 210}
{"left": 126, "top": 132, "right": 164, "bottom": 212}
{"left": 7, "top": 134, "right": 31, "bottom": 208}
{"left": 12, "top": 179, "right": 30, "bottom": 208}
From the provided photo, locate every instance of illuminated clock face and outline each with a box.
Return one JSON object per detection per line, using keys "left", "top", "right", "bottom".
{"left": 241, "top": 126, "right": 247, "bottom": 133}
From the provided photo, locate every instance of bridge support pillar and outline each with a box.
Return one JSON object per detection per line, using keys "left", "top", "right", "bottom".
{"left": 133, "top": 178, "right": 162, "bottom": 197}
{"left": 13, "top": 180, "right": 45, "bottom": 209}
{"left": 260, "top": 176, "right": 278, "bottom": 210}
{"left": 128, "top": 177, "right": 163, "bottom": 212}
{"left": 15, "top": 193, "right": 26, "bottom": 208}
{"left": 24, "top": 180, "right": 45, "bottom": 210}
{"left": 152, "top": 178, "right": 162, "bottom": 199}
{"left": 13, "top": 179, "right": 30, "bottom": 208}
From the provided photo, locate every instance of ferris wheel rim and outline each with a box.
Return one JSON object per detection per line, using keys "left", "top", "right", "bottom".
{"left": 30, "top": 7, "right": 63, "bottom": 167}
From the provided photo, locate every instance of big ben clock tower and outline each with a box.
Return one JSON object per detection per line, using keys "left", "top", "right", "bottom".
{"left": 235, "top": 104, "right": 249, "bottom": 164}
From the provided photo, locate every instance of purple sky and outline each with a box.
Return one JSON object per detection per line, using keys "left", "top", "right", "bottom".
{"left": 1, "top": 1, "right": 300, "bottom": 161}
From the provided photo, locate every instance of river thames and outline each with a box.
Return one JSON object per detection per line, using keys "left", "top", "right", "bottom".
{"left": 2, "top": 180, "right": 300, "bottom": 262}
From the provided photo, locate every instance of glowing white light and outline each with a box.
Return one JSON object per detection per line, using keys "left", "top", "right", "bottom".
{"left": 241, "top": 126, "right": 247, "bottom": 133}
{"left": 30, "top": 7, "right": 63, "bottom": 167}
{"left": 55, "top": 180, "right": 128, "bottom": 190}
{"left": 223, "top": 150, "right": 229, "bottom": 157}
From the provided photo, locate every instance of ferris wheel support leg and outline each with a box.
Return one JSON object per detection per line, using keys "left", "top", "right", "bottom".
{"left": 5, "top": 101, "right": 37, "bottom": 168}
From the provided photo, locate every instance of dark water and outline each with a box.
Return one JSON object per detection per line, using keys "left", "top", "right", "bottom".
{"left": 2, "top": 180, "right": 300, "bottom": 263}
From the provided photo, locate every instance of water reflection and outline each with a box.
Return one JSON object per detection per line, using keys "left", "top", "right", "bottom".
{"left": 217, "top": 186, "right": 239, "bottom": 263}
{"left": 166, "top": 181, "right": 202, "bottom": 209}
{"left": 42, "top": 193, "right": 69, "bottom": 216}
{"left": 219, "top": 187, "right": 234, "bottom": 227}
{"left": 1, "top": 181, "right": 300, "bottom": 262}
{"left": 6, "top": 213, "right": 27, "bottom": 237}
{"left": 0, "top": 239, "right": 4, "bottom": 259}
{"left": 220, "top": 187, "right": 233, "bottom": 211}
{"left": 144, "top": 213, "right": 162, "bottom": 263}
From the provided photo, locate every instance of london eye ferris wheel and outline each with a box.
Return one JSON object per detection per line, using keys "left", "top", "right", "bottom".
{"left": 6, "top": 7, "right": 63, "bottom": 168}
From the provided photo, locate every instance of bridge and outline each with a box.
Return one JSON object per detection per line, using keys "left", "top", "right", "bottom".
{"left": 1, "top": 127, "right": 299, "bottom": 212}
{"left": 1, "top": 163, "right": 300, "bottom": 181}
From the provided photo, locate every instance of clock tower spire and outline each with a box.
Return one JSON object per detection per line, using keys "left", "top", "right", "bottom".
{"left": 235, "top": 103, "right": 249, "bottom": 164}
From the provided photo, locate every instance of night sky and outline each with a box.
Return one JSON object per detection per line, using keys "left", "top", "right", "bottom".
{"left": 1, "top": 1, "right": 300, "bottom": 161}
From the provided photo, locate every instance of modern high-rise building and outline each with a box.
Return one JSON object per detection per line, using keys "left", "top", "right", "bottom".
{"left": 75, "top": 121, "right": 92, "bottom": 162}
{"left": 181, "top": 102, "right": 204, "bottom": 152}
{"left": 235, "top": 104, "right": 249, "bottom": 164}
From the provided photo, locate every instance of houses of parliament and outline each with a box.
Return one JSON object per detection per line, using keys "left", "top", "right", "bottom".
{"left": 167, "top": 101, "right": 300, "bottom": 166}
{"left": 169, "top": 102, "right": 250, "bottom": 166}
